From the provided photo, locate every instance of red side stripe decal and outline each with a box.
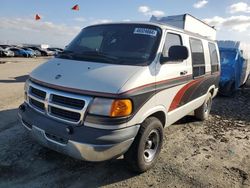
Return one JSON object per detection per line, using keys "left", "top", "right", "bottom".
{"left": 168, "top": 79, "right": 200, "bottom": 112}
{"left": 122, "top": 74, "right": 192, "bottom": 95}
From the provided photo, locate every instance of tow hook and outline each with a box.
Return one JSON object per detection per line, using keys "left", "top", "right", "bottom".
{"left": 66, "top": 126, "right": 74, "bottom": 134}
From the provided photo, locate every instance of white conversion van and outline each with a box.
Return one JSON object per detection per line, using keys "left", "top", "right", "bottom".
{"left": 18, "top": 14, "right": 220, "bottom": 172}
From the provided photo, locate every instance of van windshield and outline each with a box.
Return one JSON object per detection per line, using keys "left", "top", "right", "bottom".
{"left": 58, "top": 24, "right": 162, "bottom": 66}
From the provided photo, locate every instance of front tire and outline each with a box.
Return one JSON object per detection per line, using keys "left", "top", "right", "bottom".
{"left": 124, "top": 117, "right": 163, "bottom": 173}
{"left": 194, "top": 93, "right": 212, "bottom": 121}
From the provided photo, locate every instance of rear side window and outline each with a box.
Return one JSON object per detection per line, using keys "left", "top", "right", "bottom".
{"left": 208, "top": 43, "right": 219, "bottom": 73}
{"left": 190, "top": 38, "right": 205, "bottom": 77}
{"left": 163, "top": 33, "right": 182, "bottom": 57}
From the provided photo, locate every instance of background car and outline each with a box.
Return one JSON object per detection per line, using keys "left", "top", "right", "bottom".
{"left": 22, "top": 47, "right": 37, "bottom": 57}
{"left": 0, "top": 45, "right": 63, "bottom": 57}
{"left": 7, "top": 47, "right": 34, "bottom": 57}
{"left": 47, "top": 47, "right": 63, "bottom": 55}
{"left": 27, "top": 46, "right": 54, "bottom": 56}
{"left": 44, "top": 48, "right": 56, "bottom": 56}
{"left": 0, "top": 47, "right": 15, "bottom": 57}
{"left": 33, "top": 50, "right": 42, "bottom": 56}
{"left": 0, "top": 45, "right": 12, "bottom": 49}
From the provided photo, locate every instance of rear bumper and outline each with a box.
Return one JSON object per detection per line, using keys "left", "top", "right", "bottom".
{"left": 18, "top": 103, "right": 139, "bottom": 161}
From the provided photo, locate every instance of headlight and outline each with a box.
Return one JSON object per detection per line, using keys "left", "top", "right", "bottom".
{"left": 89, "top": 98, "right": 133, "bottom": 117}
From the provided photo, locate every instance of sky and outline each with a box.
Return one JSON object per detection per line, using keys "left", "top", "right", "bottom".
{"left": 1, "top": 0, "right": 250, "bottom": 47}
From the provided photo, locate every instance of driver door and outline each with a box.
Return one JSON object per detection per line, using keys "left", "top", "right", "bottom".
{"left": 155, "top": 31, "right": 190, "bottom": 111}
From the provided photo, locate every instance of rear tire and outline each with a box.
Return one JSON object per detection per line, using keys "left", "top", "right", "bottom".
{"left": 124, "top": 117, "right": 163, "bottom": 173}
{"left": 194, "top": 93, "right": 212, "bottom": 121}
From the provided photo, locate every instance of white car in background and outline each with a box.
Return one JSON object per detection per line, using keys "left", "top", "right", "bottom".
{"left": 0, "top": 46, "right": 15, "bottom": 57}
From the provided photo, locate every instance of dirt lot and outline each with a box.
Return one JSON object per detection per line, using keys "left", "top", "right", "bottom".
{"left": 0, "top": 57, "right": 250, "bottom": 188}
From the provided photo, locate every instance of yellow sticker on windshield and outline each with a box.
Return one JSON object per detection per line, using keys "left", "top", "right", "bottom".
{"left": 134, "top": 28, "right": 157, "bottom": 37}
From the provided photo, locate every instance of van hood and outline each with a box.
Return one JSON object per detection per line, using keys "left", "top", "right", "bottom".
{"left": 30, "top": 58, "right": 141, "bottom": 94}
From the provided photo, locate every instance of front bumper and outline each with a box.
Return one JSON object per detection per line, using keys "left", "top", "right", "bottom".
{"left": 18, "top": 103, "right": 139, "bottom": 161}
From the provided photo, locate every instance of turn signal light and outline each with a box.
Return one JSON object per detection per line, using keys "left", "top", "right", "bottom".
{"left": 110, "top": 99, "right": 132, "bottom": 117}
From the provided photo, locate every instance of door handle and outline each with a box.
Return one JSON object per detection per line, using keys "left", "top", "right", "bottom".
{"left": 180, "top": 71, "right": 188, "bottom": 75}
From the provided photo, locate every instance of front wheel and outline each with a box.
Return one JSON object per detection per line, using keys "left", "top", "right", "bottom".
{"left": 194, "top": 93, "right": 212, "bottom": 121}
{"left": 124, "top": 117, "right": 163, "bottom": 173}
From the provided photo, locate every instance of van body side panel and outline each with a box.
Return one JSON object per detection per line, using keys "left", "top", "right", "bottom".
{"left": 152, "top": 30, "right": 219, "bottom": 126}
{"left": 168, "top": 73, "right": 219, "bottom": 112}
{"left": 123, "top": 75, "right": 192, "bottom": 127}
{"left": 167, "top": 94, "right": 207, "bottom": 126}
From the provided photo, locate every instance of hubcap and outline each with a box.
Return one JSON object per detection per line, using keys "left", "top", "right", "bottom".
{"left": 144, "top": 129, "right": 160, "bottom": 163}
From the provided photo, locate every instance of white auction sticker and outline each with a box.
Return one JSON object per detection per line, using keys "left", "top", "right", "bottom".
{"left": 134, "top": 28, "right": 158, "bottom": 37}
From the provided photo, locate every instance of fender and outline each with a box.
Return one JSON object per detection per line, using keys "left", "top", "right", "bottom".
{"left": 139, "top": 105, "right": 167, "bottom": 126}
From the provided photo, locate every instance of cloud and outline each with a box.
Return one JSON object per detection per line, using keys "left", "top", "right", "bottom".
{"left": 138, "top": 6, "right": 150, "bottom": 14}
{"left": 0, "top": 17, "right": 116, "bottom": 46}
{"left": 138, "top": 6, "right": 165, "bottom": 17}
{"left": 74, "top": 17, "right": 86, "bottom": 22}
{"left": 122, "top": 19, "right": 131, "bottom": 22}
{"left": 0, "top": 17, "right": 81, "bottom": 36}
{"left": 0, "top": 17, "right": 82, "bottom": 46}
{"left": 204, "top": 15, "right": 250, "bottom": 32}
{"left": 193, "top": 0, "right": 208, "bottom": 9}
{"left": 91, "top": 19, "right": 112, "bottom": 25}
{"left": 203, "top": 16, "right": 225, "bottom": 26}
{"left": 229, "top": 2, "right": 250, "bottom": 14}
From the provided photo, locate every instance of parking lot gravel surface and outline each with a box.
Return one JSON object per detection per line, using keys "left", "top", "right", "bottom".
{"left": 0, "top": 57, "right": 250, "bottom": 188}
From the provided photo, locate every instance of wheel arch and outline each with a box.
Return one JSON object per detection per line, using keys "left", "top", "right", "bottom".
{"left": 139, "top": 106, "right": 167, "bottom": 128}
{"left": 207, "top": 85, "right": 216, "bottom": 98}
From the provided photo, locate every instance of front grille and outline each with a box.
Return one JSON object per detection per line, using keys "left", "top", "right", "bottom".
{"left": 27, "top": 82, "right": 91, "bottom": 124}
{"left": 51, "top": 94, "right": 85, "bottom": 109}
{"left": 30, "top": 98, "right": 45, "bottom": 111}
{"left": 30, "top": 87, "right": 46, "bottom": 99}
{"left": 50, "top": 106, "right": 81, "bottom": 122}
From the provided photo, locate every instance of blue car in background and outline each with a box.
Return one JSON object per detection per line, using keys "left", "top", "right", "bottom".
{"left": 22, "top": 47, "right": 37, "bottom": 57}
{"left": 218, "top": 41, "right": 250, "bottom": 96}
{"left": 7, "top": 47, "right": 35, "bottom": 57}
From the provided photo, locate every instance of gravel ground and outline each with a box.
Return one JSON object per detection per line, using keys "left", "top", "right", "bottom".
{"left": 0, "top": 57, "right": 250, "bottom": 188}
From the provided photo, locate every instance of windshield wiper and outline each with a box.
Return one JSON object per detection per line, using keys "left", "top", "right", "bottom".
{"left": 57, "top": 50, "right": 75, "bottom": 59}
{"left": 58, "top": 50, "right": 124, "bottom": 64}
{"left": 79, "top": 51, "right": 119, "bottom": 63}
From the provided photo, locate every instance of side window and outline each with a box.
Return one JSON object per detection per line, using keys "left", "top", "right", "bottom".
{"left": 163, "top": 33, "right": 182, "bottom": 57}
{"left": 190, "top": 38, "right": 205, "bottom": 77}
{"left": 208, "top": 43, "right": 219, "bottom": 73}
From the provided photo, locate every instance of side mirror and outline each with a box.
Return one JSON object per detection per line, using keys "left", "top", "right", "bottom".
{"left": 160, "top": 45, "right": 189, "bottom": 64}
